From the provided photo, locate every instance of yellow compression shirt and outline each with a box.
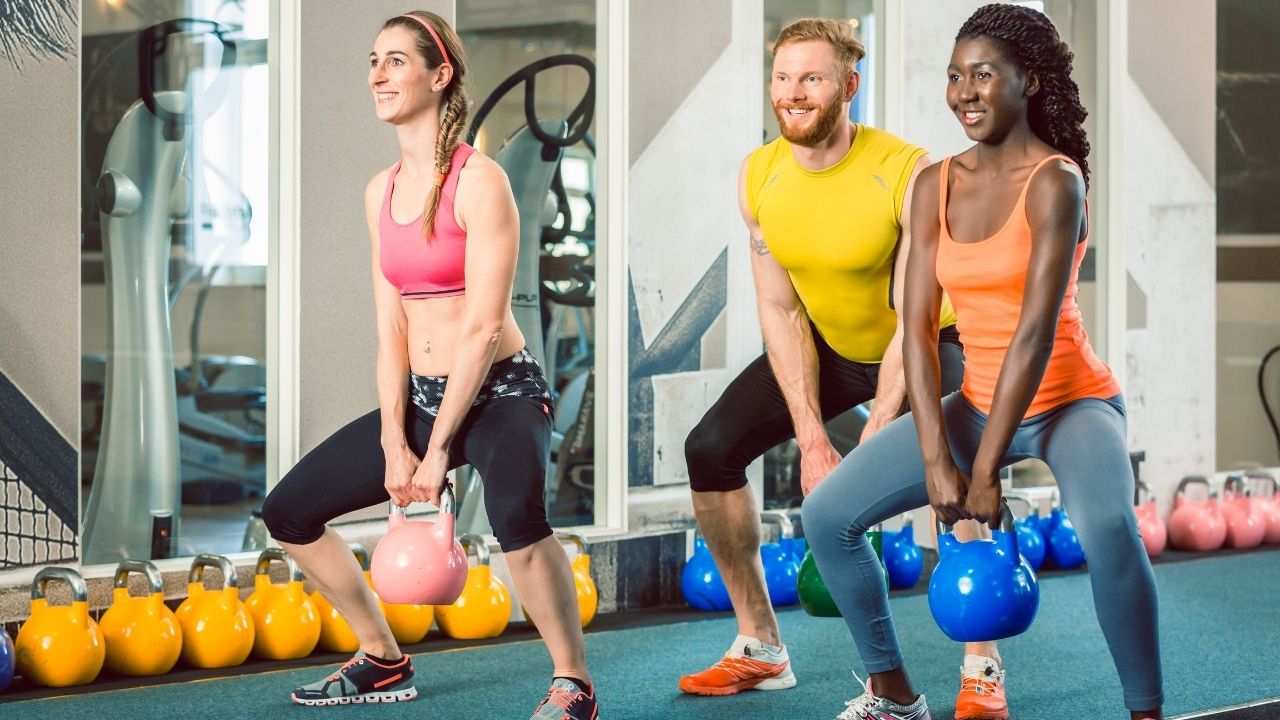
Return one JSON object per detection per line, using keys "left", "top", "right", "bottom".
{"left": 747, "top": 125, "right": 957, "bottom": 363}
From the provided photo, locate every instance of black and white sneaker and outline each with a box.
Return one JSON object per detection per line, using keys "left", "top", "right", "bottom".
{"left": 290, "top": 654, "right": 417, "bottom": 706}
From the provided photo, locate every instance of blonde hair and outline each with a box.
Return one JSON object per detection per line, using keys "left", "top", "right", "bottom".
{"left": 383, "top": 11, "right": 470, "bottom": 240}
{"left": 774, "top": 18, "right": 866, "bottom": 81}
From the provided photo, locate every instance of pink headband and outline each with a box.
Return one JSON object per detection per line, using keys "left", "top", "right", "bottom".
{"left": 401, "top": 13, "right": 450, "bottom": 68}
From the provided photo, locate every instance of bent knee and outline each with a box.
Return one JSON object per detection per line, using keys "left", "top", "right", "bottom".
{"left": 685, "top": 423, "right": 746, "bottom": 493}
{"left": 260, "top": 483, "right": 324, "bottom": 545}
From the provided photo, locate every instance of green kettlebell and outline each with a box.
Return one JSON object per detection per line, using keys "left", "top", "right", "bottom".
{"left": 797, "top": 524, "right": 889, "bottom": 618}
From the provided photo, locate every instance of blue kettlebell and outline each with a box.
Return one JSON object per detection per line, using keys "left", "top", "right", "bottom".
{"left": 681, "top": 535, "right": 732, "bottom": 611}
{"left": 1005, "top": 495, "right": 1046, "bottom": 571}
{"left": 1043, "top": 490, "right": 1085, "bottom": 569}
{"left": 884, "top": 516, "right": 924, "bottom": 589}
{"left": 929, "top": 501, "right": 1040, "bottom": 642}
{"left": 760, "top": 512, "right": 800, "bottom": 607}
{"left": 0, "top": 628, "right": 13, "bottom": 693}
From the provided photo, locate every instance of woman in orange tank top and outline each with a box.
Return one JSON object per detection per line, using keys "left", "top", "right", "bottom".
{"left": 801, "top": 5, "right": 1162, "bottom": 720}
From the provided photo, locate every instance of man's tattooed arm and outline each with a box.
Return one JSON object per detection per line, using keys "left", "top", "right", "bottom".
{"left": 750, "top": 234, "right": 770, "bottom": 256}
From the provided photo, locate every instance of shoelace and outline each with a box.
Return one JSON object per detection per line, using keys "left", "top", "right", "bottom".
{"left": 538, "top": 685, "right": 585, "bottom": 712}
{"left": 328, "top": 657, "right": 362, "bottom": 682}
{"left": 837, "top": 672, "right": 879, "bottom": 719}
{"left": 959, "top": 664, "right": 1005, "bottom": 696}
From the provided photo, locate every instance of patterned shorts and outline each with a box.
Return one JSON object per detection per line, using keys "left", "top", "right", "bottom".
{"left": 409, "top": 348, "right": 552, "bottom": 417}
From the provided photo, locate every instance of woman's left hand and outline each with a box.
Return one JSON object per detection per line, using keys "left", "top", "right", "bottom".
{"left": 964, "top": 462, "right": 1003, "bottom": 530}
{"left": 409, "top": 446, "right": 450, "bottom": 507}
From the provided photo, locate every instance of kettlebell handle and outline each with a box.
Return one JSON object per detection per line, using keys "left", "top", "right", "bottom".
{"left": 31, "top": 566, "right": 89, "bottom": 602}
{"left": 1246, "top": 470, "right": 1277, "bottom": 496}
{"left": 935, "top": 500, "right": 1018, "bottom": 536}
{"left": 348, "top": 543, "right": 371, "bottom": 571}
{"left": 1223, "top": 472, "right": 1246, "bottom": 495}
{"left": 388, "top": 483, "right": 456, "bottom": 517}
{"left": 188, "top": 553, "right": 239, "bottom": 588}
{"left": 113, "top": 559, "right": 164, "bottom": 594}
{"left": 1176, "top": 475, "right": 1209, "bottom": 496}
{"left": 555, "top": 531, "right": 590, "bottom": 557}
{"left": 1133, "top": 479, "right": 1152, "bottom": 506}
{"left": 256, "top": 547, "right": 305, "bottom": 582}
{"left": 760, "top": 511, "right": 795, "bottom": 540}
{"left": 459, "top": 533, "right": 490, "bottom": 566}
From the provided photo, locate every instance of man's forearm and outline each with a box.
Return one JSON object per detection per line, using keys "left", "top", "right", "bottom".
{"left": 868, "top": 329, "right": 908, "bottom": 423}
{"left": 759, "top": 303, "right": 826, "bottom": 448}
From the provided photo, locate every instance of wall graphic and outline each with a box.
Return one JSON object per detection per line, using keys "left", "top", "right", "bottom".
{"left": 0, "top": 374, "right": 78, "bottom": 570}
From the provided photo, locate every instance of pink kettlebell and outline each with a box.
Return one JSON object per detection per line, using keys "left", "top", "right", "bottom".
{"left": 371, "top": 485, "right": 468, "bottom": 605}
{"left": 1220, "top": 474, "right": 1266, "bottom": 549}
{"left": 1248, "top": 471, "right": 1280, "bottom": 545}
{"left": 1133, "top": 479, "right": 1167, "bottom": 558}
{"left": 1167, "top": 476, "right": 1226, "bottom": 552}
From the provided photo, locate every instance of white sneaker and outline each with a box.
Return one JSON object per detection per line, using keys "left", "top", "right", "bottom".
{"left": 836, "top": 672, "right": 931, "bottom": 720}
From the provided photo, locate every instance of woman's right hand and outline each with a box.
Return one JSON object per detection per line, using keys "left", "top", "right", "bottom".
{"left": 383, "top": 443, "right": 420, "bottom": 507}
{"left": 926, "top": 461, "right": 972, "bottom": 526}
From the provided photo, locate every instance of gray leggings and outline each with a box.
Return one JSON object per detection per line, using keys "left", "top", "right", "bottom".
{"left": 802, "top": 392, "right": 1162, "bottom": 711}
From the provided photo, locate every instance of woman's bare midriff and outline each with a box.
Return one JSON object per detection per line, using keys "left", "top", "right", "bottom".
{"left": 402, "top": 295, "right": 528, "bottom": 377}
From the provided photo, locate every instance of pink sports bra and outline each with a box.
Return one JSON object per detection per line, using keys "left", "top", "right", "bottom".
{"left": 379, "top": 143, "right": 476, "bottom": 299}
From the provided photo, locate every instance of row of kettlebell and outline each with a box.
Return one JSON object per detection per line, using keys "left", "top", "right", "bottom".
{"left": 1152, "top": 471, "right": 1280, "bottom": 554}
{"left": 5, "top": 535, "right": 596, "bottom": 690}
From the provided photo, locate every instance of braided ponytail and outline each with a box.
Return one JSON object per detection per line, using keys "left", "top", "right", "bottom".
{"left": 383, "top": 11, "right": 470, "bottom": 239}
{"left": 424, "top": 86, "right": 470, "bottom": 239}
{"left": 958, "top": 3, "right": 1090, "bottom": 189}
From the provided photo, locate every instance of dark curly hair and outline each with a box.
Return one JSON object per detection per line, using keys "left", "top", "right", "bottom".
{"left": 957, "top": 3, "right": 1090, "bottom": 189}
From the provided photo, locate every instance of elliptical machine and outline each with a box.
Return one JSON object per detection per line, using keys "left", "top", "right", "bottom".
{"left": 82, "top": 19, "right": 259, "bottom": 563}
{"left": 454, "top": 54, "right": 599, "bottom": 533}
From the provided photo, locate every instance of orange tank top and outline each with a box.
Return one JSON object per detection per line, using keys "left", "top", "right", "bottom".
{"left": 934, "top": 154, "right": 1119, "bottom": 417}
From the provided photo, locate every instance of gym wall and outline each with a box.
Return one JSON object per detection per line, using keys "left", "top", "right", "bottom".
{"left": 1125, "top": 0, "right": 1218, "bottom": 503}
{"left": 0, "top": 3, "right": 81, "bottom": 571}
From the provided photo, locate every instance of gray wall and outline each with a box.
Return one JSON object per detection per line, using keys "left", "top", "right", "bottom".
{"left": 298, "top": 1, "right": 454, "bottom": 454}
{"left": 0, "top": 17, "right": 81, "bottom": 444}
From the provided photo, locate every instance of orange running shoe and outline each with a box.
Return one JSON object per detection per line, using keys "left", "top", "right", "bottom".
{"left": 954, "top": 655, "right": 1009, "bottom": 720}
{"left": 678, "top": 634, "right": 797, "bottom": 696}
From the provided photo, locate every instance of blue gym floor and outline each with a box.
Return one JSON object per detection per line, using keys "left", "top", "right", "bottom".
{"left": 4, "top": 548, "right": 1278, "bottom": 719}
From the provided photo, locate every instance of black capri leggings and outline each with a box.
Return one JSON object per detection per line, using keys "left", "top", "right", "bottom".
{"left": 684, "top": 326, "right": 964, "bottom": 493}
{"left": 261, "top": 350, "right": 555, "bottom": 552}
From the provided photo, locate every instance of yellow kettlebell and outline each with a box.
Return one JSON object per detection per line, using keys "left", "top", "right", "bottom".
{"left": 245, "top": 547, "right": 320, "bottom": 660}
{"left": 312, "top": 544, "right": 370, "bottom": 654}
{"left": 435, "top": 534, "right": 510, "bottom": 639}
{"left": 522, "top": 533, "right": 598, "bottom": 630}
{"left": 100, "top": 559, "right": 182, "bottom": 676}
{"left": 175, "top": 554, "right": 254, "bottom": 669}
{"left": 561, "top": 533, "right": 598, "bottom": 628}
{"left": 381, "top": 581, "right": 434, "bottom": 646}
{"left": 15, "top": 567, "right": 105, "bottom": 687}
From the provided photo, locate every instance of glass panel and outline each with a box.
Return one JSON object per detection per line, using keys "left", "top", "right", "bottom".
{"left": 1216, "top": 0, "right": 1280, "bottom": 471}
{"left": 80, "top": 1, "right": 272, "bottom": 563}
{"left": 455, "top": 1, "right": 599, "bottom": 529}
{"left": 760, "top": 1, "right": 876, "bottom": 511}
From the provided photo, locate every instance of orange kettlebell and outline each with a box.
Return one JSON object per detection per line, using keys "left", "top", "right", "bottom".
{"left": 100, "top": 560, "right": 182, "bottom": 676}
{"left": 175, "top": 554, "right": 255, "bottom": 668}
{"left": 245, "top": 548, "right": 321, "bottom": 660}
{"left": 435, "top": 534, "right": 511, "bottom": 639}
{"left": 15, "top": 567, "right": 105, "bottom": 687}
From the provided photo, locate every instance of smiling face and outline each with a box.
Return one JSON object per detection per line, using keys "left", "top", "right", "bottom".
{"left": 946, "top": 35, "right": 1037, "bottom": 144}
{"left": 770, "top": 39, "right": 857, "bottom": 147}
{"left": 369, "top": 26, "right": 446, "bottom": 124}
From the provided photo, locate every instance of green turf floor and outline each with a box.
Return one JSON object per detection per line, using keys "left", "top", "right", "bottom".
{"left": 4, "top": 549, "right": 1278, "bottom": 719}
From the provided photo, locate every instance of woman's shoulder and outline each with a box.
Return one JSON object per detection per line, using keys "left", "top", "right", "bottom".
{"left": 455, "top": 149, "right": 510, "bottom": 190}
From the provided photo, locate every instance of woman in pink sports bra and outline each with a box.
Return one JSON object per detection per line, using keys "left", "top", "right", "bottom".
{"left": 259, "top": 12, "right": 599, "bottom": 718}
